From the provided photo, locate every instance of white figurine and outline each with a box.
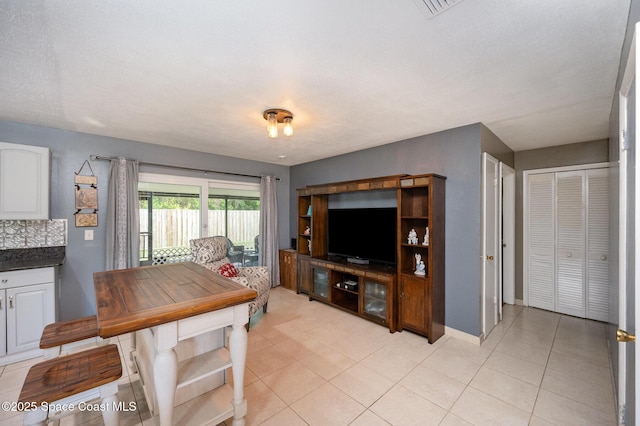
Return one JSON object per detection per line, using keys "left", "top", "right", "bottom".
{"left": 422, "top": 227, "right": 429, "bottom": 246}
{"left": 408, "top": 228, "right": 418, "bottom": 245}
{"left": 414, "top": 253, "right": 425, "bottom": 275}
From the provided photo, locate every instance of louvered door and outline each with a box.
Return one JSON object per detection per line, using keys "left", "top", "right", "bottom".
{"left": 555, "top": 171, "right": 585, "bottom": 317}
{"left": 586, "top": 168, "right": 609, "bottom": 321}
{"left": 527, "top": 173, "right": 555, "bottom": 311}
{"left": 526, "top": 167, "right": 609, "bottom": 321}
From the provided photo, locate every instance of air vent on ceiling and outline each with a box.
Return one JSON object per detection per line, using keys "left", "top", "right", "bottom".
{"left": 412, "top": 0, "right": 464, "bottom": 20}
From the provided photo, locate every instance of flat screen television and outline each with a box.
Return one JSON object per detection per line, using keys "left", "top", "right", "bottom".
{"left": 328, "top": 207, "right": 397, "bottom": 265}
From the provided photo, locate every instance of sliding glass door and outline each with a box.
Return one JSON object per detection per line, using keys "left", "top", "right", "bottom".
{"left": 208, "top": 186, "right": 260, "bottom": 266}
{"left": 138, "top": 182, "right": 201, "bottom": 265}
{"left": 138, "top": 174, "right": 260, "bottom": 266}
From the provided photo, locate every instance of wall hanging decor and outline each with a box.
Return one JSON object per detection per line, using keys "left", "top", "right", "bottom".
{"left": 74, "top": 159, "right": 98, "bottom": 227}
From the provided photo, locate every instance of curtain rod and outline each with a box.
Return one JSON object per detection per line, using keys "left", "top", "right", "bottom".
{"left": 89, "top": 155, "right": 279, "bottom": 181}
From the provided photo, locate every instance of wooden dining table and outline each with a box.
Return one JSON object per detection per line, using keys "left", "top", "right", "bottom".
{"left": 93, "top": 262, "right": 257, "bottom": 426}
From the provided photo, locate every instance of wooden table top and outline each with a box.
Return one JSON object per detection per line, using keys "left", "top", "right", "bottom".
{"left": 93, "top": 262, "right": 257, "bottom": 338}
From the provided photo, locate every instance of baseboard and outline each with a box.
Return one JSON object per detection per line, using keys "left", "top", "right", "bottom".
{"left": 515, "top": 298, "right": 524, "bottom": 306}
{"left": 445, "top": 326, "right": 482, "bottom": 345}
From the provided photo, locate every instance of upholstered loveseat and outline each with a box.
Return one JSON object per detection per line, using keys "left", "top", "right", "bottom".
{"left": 189, "top": 236, "right": 270, "bottom": 322}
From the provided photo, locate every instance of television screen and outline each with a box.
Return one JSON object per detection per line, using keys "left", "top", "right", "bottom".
{"left": 328, "top": 207, "right": 397, "bottom": 265}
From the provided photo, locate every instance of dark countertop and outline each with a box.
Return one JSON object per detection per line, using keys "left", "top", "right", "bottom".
{"left": 0, "top": 247, "right": 65, "bottom": 272}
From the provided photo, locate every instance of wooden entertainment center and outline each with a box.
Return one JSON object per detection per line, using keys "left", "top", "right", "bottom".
{"left": 294, "top": 173, "right": 446, "bottom": 343}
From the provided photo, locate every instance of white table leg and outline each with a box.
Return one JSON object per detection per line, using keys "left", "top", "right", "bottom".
{"left": 229, "top": 304, "right": 249, "bottom": 426}
{"left": 153, "top": 323, "right": 178, "bottom": 426}
{"left": 99, "top": 381, "right": 120, "bottom": 426}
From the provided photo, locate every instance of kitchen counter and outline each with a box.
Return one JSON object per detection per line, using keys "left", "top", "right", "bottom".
{"left": 0, "top": 246, "right": 65, "bottom": 272}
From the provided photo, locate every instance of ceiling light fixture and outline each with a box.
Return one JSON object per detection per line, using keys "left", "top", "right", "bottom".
{"left": 263, "top": 109, "right": 293, "bottom": 138}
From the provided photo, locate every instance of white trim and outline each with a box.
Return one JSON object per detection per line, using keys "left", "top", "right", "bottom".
{"left": 138, "top": 172, "right": 260, "bottom": 238}
{"left": 501, "top": 164, "right": 516, "bottom": 306}
{"left": 524, "top": 162, "right": 611, "bottom": 176}
{"left": 445, "top": 326, "right": 481, "bottom": 345}
{"left": 633, "top": 23, "right": 640, "bottom": 426}
{"left": 139, "top": 173, "right": 259, "bottom": 191}
{"left": 481, "top": 153, "right": 500, "bottom": 338}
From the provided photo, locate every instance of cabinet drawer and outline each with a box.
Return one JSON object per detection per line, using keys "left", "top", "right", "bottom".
{"left": 0, "top": 267, "right": 54, "bottom": 289}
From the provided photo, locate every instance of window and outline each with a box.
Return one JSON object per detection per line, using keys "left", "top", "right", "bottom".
{"left": 138, "top": 174, "right": 260, "bottom": 266}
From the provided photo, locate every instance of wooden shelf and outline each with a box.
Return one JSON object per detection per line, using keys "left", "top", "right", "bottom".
{"left": 296, "top": 173, "right": 445, "bottom": 339}
{"left": 171, "top": 383, "right": 235, "bottom": 425}
{"left": 398, "top": 175, "right": 446, "bottom": 343}
{"left": 177, "top": 347, "right": 231, "bottom": 389}
{"left": 334, "top": 284, "right": 359, "bottom": 295}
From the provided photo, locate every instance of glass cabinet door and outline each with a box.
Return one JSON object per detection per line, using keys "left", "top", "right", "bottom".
{"left": 312, "top": 268, "right": 329, "bottom": 299}
{"left": 363, "top": 279, "right": 387, "bottom": 320}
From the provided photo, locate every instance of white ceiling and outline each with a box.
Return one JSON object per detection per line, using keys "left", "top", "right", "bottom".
{"left": 0, "top": 0, "right": 631, "bottom": 166}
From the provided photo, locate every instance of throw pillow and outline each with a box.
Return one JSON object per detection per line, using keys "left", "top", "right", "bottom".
{"left": 217, "top": 262, "right": 239, "bottom": 278}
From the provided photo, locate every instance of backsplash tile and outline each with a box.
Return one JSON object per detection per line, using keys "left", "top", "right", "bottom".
{"left": 0, "top": 219, "right": 67, "bottom": 249}
{"left": 45, "top": 220, "right": 67, "bottom": 246}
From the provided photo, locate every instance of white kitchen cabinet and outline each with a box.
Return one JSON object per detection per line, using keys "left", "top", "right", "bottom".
{"left": 0, "top": 142, "right": 50, "bottom": 219}
{"left": 0, "top": 291, "right": 5, "bottom": 357}
{"left": 0, "top": 267, "right": 56, "bottom": 365}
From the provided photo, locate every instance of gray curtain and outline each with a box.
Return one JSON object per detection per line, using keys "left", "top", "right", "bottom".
{"left": 260, "top": 175, "right": 279, "bottom": 287}
{"left": 105, "top": 158, "right": 140, "bottom": 270}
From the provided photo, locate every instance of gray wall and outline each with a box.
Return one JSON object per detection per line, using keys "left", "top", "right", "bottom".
{"left": 480, "top": 124, "right": 515, "bottom": 167}
{"left": 291, "top": 124, "right": 484, "bottom": 336}
{"left": 0, "top": 120, "right": 290, "bottom": 320}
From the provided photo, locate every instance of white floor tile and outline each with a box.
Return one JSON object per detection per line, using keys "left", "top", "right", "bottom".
{"left": 0, "top": 287, "right": 617, "bottom": 426}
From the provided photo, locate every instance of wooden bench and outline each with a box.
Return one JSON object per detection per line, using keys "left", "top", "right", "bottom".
{"left": 18, "top": 344, "right": 122, "bottom": 426}
{"left": 39, "top": 315, "right": 107, "bottom": 360}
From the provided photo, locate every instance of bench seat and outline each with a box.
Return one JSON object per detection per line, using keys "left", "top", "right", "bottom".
{"left": 39, "top": 315, "right": 106, "bottom": 360}
{"left": 18, "top": 344, "right": 122, "bottom": 426}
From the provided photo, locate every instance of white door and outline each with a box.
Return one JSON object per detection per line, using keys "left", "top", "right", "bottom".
{"left": 526, "top": 172, "right": 555, "bottom": 311}
{"left": 555, "top": 171, "right": 585, "bottom": 318}
{"left": 501, "top": 164, "right": 516, "bottom": 306}
{"left": 482, "top": 153, "right": 499, "bottom": 337}
{"left": 6, "top": 283, "right": 54, "bottom": 354}
{"left": 586, "top": 168, "right": 609, "bottom": 322}
{"left": 616, "top": 21, "right": 638, "bottom": 425}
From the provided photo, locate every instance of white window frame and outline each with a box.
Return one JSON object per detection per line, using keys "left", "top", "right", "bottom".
{"left": 138, "top": 172, "right": 260, "bottom": 237}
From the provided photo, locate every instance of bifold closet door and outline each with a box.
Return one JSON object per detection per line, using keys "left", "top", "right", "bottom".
{"left": 555, "top": 171, "right": 585, "bottom": 318}
{"left": 586, "top": 168, "right": 609, "bottom": 321}
{"left": 527, "top": 173, "right": 555, "bottom": 311}
{"left": 526, "top": 168, "right": 609, "bottom": 321}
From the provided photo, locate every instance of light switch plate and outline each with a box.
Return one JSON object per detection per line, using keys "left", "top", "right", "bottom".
{"left": 84, "top": 230, "right": 94, "bottom": 241}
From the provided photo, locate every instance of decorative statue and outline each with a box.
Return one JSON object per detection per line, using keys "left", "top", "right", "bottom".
{"left": 303, "top": 225, "right": 311, "bottom": 235}
{"left": 422, "top": 227, "right": 429, "bottom": 246}
{"left": 415, "top": 253, "right": 426, "bottom": 276}
{"left": 408, "top": 228, "right": 418, "bottom": 245}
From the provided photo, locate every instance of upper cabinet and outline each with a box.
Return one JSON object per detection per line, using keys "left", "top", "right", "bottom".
{"left": 0, "top": 142, "right": 50, "bottom": 220}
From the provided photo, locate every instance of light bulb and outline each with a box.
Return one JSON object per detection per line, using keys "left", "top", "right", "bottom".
{"left": 267, "top": 112, "right": 278, "bottom": 138}
{"left": 283, "top": 116, "right": 293, "bottom": 136}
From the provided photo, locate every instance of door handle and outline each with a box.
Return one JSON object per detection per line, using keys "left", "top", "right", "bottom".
{"left": 617, "top": 329, "right": 636, "bottom": 343}
{"left": 8, "top": 296, "right": 13, "bottom": 309}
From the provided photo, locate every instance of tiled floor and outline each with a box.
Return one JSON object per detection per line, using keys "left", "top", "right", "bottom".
{"left": 0, "top": 286, "right": 617, "bottom": 425}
